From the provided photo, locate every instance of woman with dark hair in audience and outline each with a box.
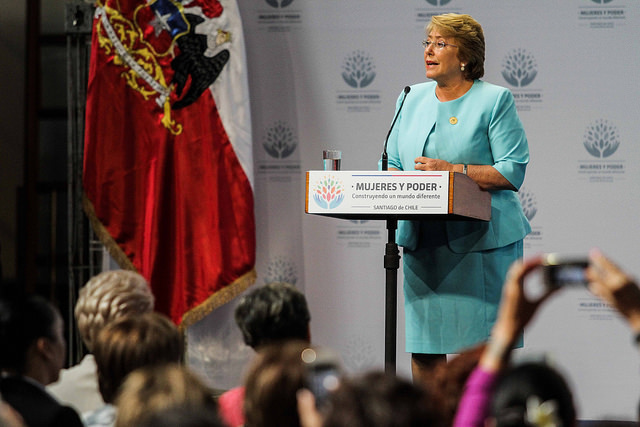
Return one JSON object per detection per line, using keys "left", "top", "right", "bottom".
{"left": 490, "top": 361, "right": 576, "bottom": 427}
{"left": 0, "top": 295, "right": 84, "bottom": 427}
{"left": 219, "top": 282, "right": 312, "bottom": 427}
{"left": 320, "top": 371, "right": 445, "bottom": 427}
{"left": 296, "top": 369, "right": 446, "bottom": 427}
{"left": 243, "top": 340, "right": 313, "bottom": 427}
{"left": 453, "top": 250, "right": 640, "bottom": 426}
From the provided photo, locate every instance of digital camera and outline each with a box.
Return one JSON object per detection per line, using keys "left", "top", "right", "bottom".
{"left": 542, "top": 253, "right": 589, "bottom": 288}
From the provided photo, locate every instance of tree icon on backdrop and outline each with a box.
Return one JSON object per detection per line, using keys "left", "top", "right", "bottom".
{"left": 264, "top": 256, "right": 298, "bottom": 285}
{"left": 263, "top": 121, "right": 297, "bottom": 159}
{"left": 583, "top": 119, "right": 620, "bottom": 158}
{"left": 518, "top": 187, "right": 537, "bottom": 222}
{"left": 342, "top": 50, "right": 376, "bottom": 89}
{"left": 502, "top": 48, "right": 537, "bottom": 87}
{"left": 265, "top": 0, "right": 294, "bottom": 8}
{"left": 425, "top": 0, "right": 452, "bottom": 5}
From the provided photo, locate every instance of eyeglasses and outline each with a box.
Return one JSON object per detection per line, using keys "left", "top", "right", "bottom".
{"left": 422, "top": 40, "right": 458, "bottom": 50}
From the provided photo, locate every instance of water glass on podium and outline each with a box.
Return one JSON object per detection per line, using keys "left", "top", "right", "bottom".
{"left": 323, "top": 150, "right": 341, "bottom": 171}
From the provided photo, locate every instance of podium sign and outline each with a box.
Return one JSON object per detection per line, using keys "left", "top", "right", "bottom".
{"left": 305, "top": 170, "right": 490, "bottom": 221}
{"left": 305, "top": 169, "right": 491, "bottom": 372}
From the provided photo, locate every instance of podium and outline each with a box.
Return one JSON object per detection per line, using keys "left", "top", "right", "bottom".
{"left": 305, "top": 171, "right": 491, "bottom": 371}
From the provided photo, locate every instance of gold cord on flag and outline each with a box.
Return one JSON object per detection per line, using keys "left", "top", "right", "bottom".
{"left": 96, "top": 5, "right": 183, "bottom": 135}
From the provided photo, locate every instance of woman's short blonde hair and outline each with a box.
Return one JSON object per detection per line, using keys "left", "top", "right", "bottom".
{"left": 75, "top": 270, "right": 154, "bottom": 351}
{"left": 427, "top": 13, "right": 485, "bottom": 80}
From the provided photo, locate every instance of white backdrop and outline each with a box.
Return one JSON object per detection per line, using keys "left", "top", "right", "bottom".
{"left": 188, "top": 0, "right": 640, "bottom": 421}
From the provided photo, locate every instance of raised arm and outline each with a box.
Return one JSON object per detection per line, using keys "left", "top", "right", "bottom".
{"left": 587, "top": 249, "right": 640, "bottom": 335}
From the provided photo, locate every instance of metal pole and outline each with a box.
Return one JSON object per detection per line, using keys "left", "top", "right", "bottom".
{"left": 384, "top": 218, "right": 400, "bottom": 373}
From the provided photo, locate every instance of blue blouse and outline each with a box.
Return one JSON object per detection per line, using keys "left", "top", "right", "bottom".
{"left": 384, "top": 80, "right": 531, "bottom": 252}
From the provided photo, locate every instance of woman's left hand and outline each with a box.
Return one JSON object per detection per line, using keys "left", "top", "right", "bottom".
{"left": 415, "top": 156, "right": 517, "bottom": 191}
{"left": 414, "top": 156, "right": 453, "bottom": 171}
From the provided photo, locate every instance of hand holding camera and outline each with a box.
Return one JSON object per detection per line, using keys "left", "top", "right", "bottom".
{"left": 586, "top": 249, "right": 640, "bottom": 332}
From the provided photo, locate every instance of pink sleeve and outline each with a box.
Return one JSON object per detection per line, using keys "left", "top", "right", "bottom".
{"left": 218, "top": 386, "right": 245, "bottom": 427}
{"left": 452, "top": 366, "right": 499, "bottom": 427}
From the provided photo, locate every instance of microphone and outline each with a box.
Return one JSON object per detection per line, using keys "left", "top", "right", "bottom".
{"left": 381, "top": 86, "right": 411, "bottom": 171}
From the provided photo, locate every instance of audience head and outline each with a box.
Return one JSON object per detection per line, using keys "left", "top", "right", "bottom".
{"left": 234, "top": 282, "right": 310, "bottom": 350}
{"left": 322, "top": 370, "right": 444, "bottom": 427}
{"left": 92, "top": 312, "right": 183, "bottom": 403}
{"left": 136, "top": 405, "right": 223, "bottom": 427}
{"left": 243, "top": 340, "right": 314, "bottom": 427}
{"left": 115, "top": 364, "right": 220, "bottom": 427}
{"left": 490, "top": 362, "right": 576, "bottom": 427}
{"left": 75, "top": 270, "right": 154, "bottom": 351}
{"left": 0, "top": 295, "right": 65, "bottom": 385}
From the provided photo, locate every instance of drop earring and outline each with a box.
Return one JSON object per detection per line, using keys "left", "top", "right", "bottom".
{"left": 460, "top": 64, "right": 465, "bottom": 71}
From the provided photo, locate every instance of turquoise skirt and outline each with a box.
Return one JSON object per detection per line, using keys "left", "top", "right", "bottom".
{"left": 403, "top": 221, "right": 523, "bottom": 354}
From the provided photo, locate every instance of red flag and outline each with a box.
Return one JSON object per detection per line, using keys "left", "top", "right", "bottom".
{"left": 83, "top": 0, "right": 255, "bottom": 327}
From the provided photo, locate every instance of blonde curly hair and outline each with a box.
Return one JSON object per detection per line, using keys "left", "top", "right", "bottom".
{"left": 75, "top": 270, "right": 154, "bottom": 351}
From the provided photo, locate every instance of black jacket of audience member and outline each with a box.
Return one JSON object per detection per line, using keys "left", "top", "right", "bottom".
{"left": 0, "top": 376, "right": 84, "bottom": 427}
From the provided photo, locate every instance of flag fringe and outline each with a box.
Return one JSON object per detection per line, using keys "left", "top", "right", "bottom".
{"left": 83, "top": 194, "right": 256, "bottom": 330}
{"left": 180, "top": 268, "right": 256, "bottom": 331}
{"left": 83, "top": 195, "right": 137, "bottom": 271}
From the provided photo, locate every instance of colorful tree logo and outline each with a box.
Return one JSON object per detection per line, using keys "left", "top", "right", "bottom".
{"left": 583, "top": 119, "right": 620, "bottom": 158}
{"left": 342, "top": 50, "right": 376, "bottom": 89}
{"left": 313, "top": 176, "right": 345, "bottom": 209}
{"left": 263, "top": 121, "right": 297, "bottom": 159}
{"left": 502, "top": 48, "right": 538, "bottom": 88}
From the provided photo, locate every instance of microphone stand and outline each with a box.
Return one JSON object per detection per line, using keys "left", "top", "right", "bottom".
{"left": 383, "top": 192, "right": 400, "bottom": 374}
{"left": 380, "top": 86, "right": 409, "bottom": 373}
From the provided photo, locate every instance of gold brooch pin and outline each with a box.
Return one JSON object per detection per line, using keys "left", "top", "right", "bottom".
{"left": 449, "top": 116, "right": 458, "bottom": 125}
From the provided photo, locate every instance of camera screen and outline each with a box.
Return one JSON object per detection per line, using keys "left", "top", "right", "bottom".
{"left": 308, "top": 366, "right": 340, "bottom": 407}
{"left": 546, "top": 263, "right": 588, "bottom": 286}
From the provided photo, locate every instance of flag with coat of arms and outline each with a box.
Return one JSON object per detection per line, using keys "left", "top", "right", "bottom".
{"left": 82, "top": 0, "right": 256, "bottom": 327}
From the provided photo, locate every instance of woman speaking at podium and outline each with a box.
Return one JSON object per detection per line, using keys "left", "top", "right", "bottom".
{"left": 382, "top": 13, "right": 530, "bottom": 384}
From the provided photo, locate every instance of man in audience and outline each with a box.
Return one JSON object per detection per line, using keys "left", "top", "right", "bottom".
{"left": 218, "top": 282, "right": 311, "bottom": 427}
{"left": 47, "top": 269, "right": 154, "bottom": 414}
{"left": 0, "top": 295, "right": 84, "bottom": 427}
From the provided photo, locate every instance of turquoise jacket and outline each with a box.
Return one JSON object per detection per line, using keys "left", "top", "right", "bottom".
{"left": 384, "top": 80, "right": 531, "bottom": 252}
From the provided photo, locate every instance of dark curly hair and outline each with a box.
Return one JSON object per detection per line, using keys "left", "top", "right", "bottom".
{"left": 234, "top": 282, "right": 310, "bottom": 349}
